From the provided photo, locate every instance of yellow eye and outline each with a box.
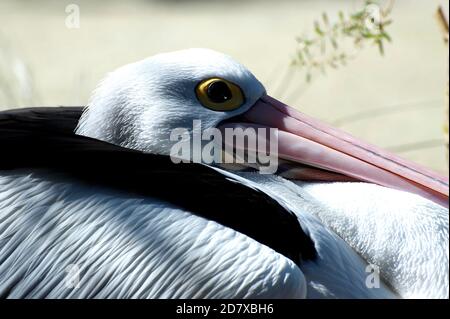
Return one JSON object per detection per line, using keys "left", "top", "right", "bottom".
{"left": 195, "top": 78, "right": 245, "bottom": 111}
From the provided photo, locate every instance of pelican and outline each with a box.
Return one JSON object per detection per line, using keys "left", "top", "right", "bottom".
{"left": 0, "top": 49, "right": 448, "bottom": 299}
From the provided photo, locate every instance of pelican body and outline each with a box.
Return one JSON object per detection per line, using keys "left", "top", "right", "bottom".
{"left": 0, "top": 49, "right": 448, "bottom": 298}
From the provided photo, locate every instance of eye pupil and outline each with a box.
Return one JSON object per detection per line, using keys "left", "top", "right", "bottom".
{"left": 207, "top": 81, "right": 232, "bottom": 103}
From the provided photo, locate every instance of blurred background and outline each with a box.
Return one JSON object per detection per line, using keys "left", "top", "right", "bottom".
{"left": 0, "top": 0, "right": 448, "bottom": 175}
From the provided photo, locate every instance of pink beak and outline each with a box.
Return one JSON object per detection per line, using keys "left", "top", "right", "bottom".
{"left": 219, "top": 95, "right": 449, "bottom": 208}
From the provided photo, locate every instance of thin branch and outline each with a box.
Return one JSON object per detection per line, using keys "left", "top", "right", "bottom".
{"left": 292, "top": 0, "right": 394, "bottom": 83}
{"left": 435, "top": 6, "right": 449, "bottom": 42}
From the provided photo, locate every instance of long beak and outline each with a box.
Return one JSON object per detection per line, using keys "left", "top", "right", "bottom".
{"left": 219, "top": 95, "right": 449, "bottom": 208}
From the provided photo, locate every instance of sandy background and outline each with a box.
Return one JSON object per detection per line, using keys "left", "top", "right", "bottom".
{"left": 0, "top": 0, "right": 448, "bottom": 174}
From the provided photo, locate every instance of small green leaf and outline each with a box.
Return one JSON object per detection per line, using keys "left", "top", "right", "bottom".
{"left": 376, "top": 39, "right": 385, "bottom": 55}
{"left": 322, "top": 12, "right": 329, "bottom": 26}
{"left": 314, "top": 21, "right": 324, "bottom": 36}
{"left": 351, "top": 11, "right": 365, "bottom": 20}
{"left": 330, "top": 37, "right": 338, "bottom": 49}
{"left": 338, "top": 10, "right": 345, "bottom": 22}
{"left": 380, "top": 32, "right": 392, "bottom": 42}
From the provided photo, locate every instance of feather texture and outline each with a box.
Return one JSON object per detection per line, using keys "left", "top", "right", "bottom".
{"left": 0, "top": 171, "right": 305, "bottom": 298}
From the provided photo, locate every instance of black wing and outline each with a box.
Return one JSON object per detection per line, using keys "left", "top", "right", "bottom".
{"left": 0, "top": 107, "right": 316, "bottom": 264}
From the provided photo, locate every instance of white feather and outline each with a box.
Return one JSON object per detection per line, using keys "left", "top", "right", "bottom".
{"left": 299, "top": 181, "right": 449, "bottom": 299}
{"left": 233, "top": 172, "right": 448, "bottom": 298}
{"left": 0, "top": 171, "right": 305, "bottom": 299}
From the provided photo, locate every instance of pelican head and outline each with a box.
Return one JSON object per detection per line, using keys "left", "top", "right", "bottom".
{"left": 76, "top": 48, "right": 448, "bottom": 208}
{"left": 76, "top": 49, "right": 265, "bottom": 155}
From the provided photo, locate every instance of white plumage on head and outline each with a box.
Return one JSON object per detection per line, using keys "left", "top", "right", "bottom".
{"left": 76, "top": 48, "right": 265, "bottom": 155}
